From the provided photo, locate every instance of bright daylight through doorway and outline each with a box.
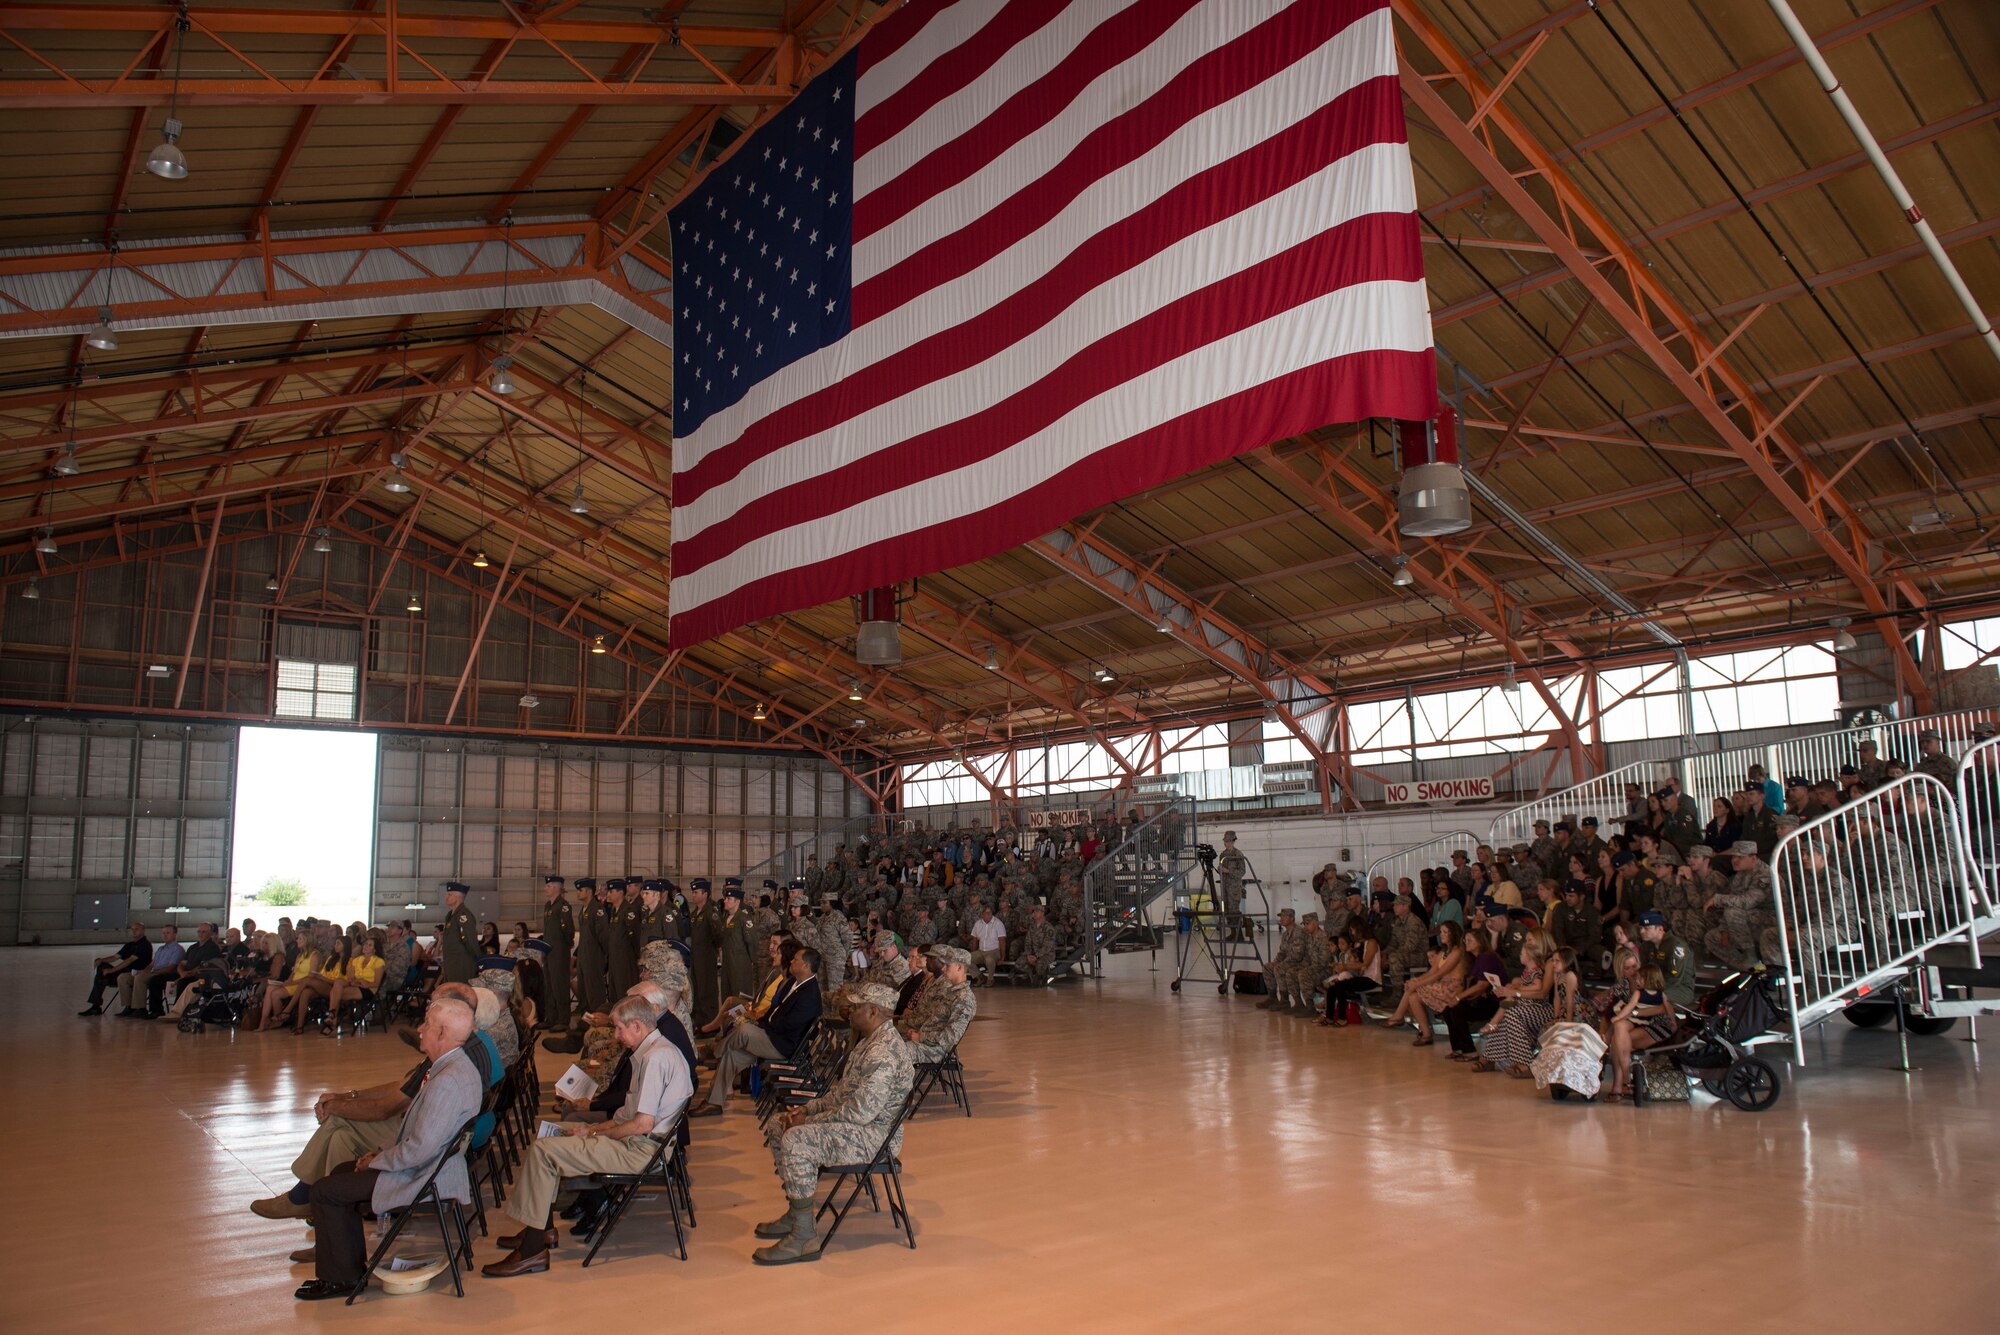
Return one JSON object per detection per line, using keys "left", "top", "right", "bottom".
{"left": 229, "top": 726, "right": 379, "bottom": 928}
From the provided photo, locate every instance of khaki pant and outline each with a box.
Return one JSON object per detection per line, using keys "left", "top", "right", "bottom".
{"left": 502, "top": 1129, "right": 662, "bottom": 1230}
{"left": 291, "top": 1114, "right": 400, "bottom": 1185}
{"left": 970, "top": 948, "right": 1001, "bottom": 981}
{"left": 705, "top": 1022, "right": 783, "bottom": 1107}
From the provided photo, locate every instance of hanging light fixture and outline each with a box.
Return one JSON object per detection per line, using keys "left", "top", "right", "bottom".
{"left": 752, "top": 702, "right": 768, "bottom": 721}
{"left": 591, "top": 634, "right": 607, "bottom": 654}
{"left": 1390, "top": 554, "right": 1413, "bottom": 587}
{"left": 54, "top": 438, "right": 81, "bottom": 477}
{"left": 405, "top": 591, "right": 422, "bottom": 613}
{"left": 1155, "top": 613, "right": 1172, "bottom": 633}
{"left": 569, "top": 477, "right": 589, "bottom": 515}
{"left": 847, "top": 679, "right": 864, "bottom": 701}
{"left": 471, "top": 549, "right": 489, "bottom": 569}
{"left": 982, "top": 646, "right": 999, "bottom": 671}
{"left": 21, "top": 578, "right": 40, "bottom": 601}
{"left": 1500, "top": 665, "right": 1520, "bottom": 695}
{"left": 312, "top": 526, "right": 332, "bottom": 554}
{"left": 489, "top": 355, "right": 516, "bottom": 396}
{"left": 34, "top": 527, "right": 58, "bottom": 556}
{"left": 265, "top": 574, "right": 279, "bottom": 592}
{"left": 1830, "top": 616, "right": 1857, "bottom": 653}
{"left": 384, "top": 450, "right": 411, "bottom": 493}
{"left": 145, "top": 8, "right": 193, "bottom": 179}
{"left": 86, "top": 308, "right": 119, "bottom": 352}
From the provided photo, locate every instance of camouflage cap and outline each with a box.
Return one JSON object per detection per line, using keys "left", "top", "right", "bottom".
{"left": 1300, "top": 912, "right": 1319, "bottom": 925}
{"left": 1688, "top": 844, "right": 1714, "bottom": 859}
{"left": 930, "top": 945, "right": 971, "bottom": 967}
{"left": 851, "top": 982, "right": 900, "bottom": 1011}
{"left": 1775, "top": 814, "right": 1803, "bottom": 831}
{"left": 1730, "top": 840, "right": 1760, "bottom": 857}
{"left": 1975, "top": 722, "right": 1998, "bottom": 739}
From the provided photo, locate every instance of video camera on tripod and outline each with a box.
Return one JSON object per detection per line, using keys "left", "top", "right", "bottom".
{"left": 1194, "top": 842, "right": 1217, "bottom": 867}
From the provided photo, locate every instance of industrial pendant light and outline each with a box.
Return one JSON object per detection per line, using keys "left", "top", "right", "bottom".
{"left": 384, "top": 450, "right": 411, "bottom": 493}
{"left": 471, "top": 549, "right": 490, "bottom": 569}
{"left": 983, "top": 646, "right": 999, "bottom": 671}
{"left": 1501, "top": 665, "right": 1520, "bottom": 695}
{"left": 54, "top": 438, "right": 82, "bottom": 477}
{"left": 1390, "top": 554, "right": 1413, "bottom": 587}
{"left": 21, "top": 578, "right": 40, "bottom": 601}
{"left": 312, "top": 526, "right": 332, "bottom": 554}
{"left": 86, "top": 309, "right": 119, "bottom": 352}
{"left": 34, "top": 527, "right": 57, "bottom": 555}
{"left": 405, "top": 591, "right": 423, "bottom": 613}
{"left": 591, "top": 634, "right": 607, "bottom": 654}
{"left": 265, "top": 574, "right": 279, "bottom": 592}
{"left": 1830, "top": 616, "right": 1857, "bottom": 653}
{"left": 489, "top": 355, "right": 516, "bottom": 396}
{"left": 752, "top": 702, "right": 768, "bottom": 721}
{"left": 569, "top": 477, "right": 589, "bottom": 515}
{"left": 146, "top": 9, "right": 194, "bottom": 179}
{"left": 846, "top": 679, "right": 863, "bottom": 701}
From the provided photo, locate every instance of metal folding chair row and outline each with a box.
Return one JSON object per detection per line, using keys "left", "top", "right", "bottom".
{"left": 581, "top": 1110, "right": 697, "bottom": 1267}
{"left": 813, "top": 1085, "right": 922, "bottom": 1255}
{"left": 909, "top": 1045, "right": 972, "bottom": 1117}
{"left": 347, "top": 1122, "right": 480, "bottom": 1305}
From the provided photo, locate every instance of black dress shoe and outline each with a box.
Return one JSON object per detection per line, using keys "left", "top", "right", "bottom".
{"left": 294, "top": 1280, "right": 350, "bottom": 1302}
{"left": 77, "top": 1006, "right": 103, "bottom": 1016}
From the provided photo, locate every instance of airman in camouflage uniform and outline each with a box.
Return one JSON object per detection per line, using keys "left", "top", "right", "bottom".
{"left": 898, "top": 946, "right": 977, "bottom": 1061}
{"left": 1657, "top": 846, "right": 1721, "bottom": 947}
{"left": 1856, "top": 740, "right": 1889, "bottom": 789}
{"left": 1844, "top": 811, "right": 1921, "bottom": 950}
{"left": 1704, "top": 840, "right": 1777, "bottom": 968}
{"left": 1216, "top": 831, "right": 1249, "bottom": 941}
{"left": 754, "top": 984, "right": 914, "bottom": 1265}
{"left": 1257, "top": 909, "right": 1301, "bottom": 1010}
{"left": 751, "top": 882, "right": 784, "bottom": 982}
{"left": 1529, "top": 821, "right": 1559, "bottom": 879}
{"left": 1662, "top": 793, "right": 1702, "bottom": 858}
{"left": 801, "top": 855, "right": 825, "bottom": 901}
{"left": 1757, "top": 847, "right": 1852, "bottom": 986}
{"left": 1384, "top": 897, "right": 1429, "bottom": 992}
{"left": 808, "top": 902, "right": 854, "bottom": 995}
{"left": 1913, "top": 729, "right": 1959, "bottom": 785}
{"left": 906, "top": 908, "right": 938, "bottom": 948}
{"left": 1016, "top": 908, "right": 1061, "bottom": 985}
{"left": 638, "top": 937, "right": 695, "bottom": 1037}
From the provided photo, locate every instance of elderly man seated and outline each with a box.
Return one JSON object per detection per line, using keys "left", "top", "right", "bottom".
{"left": 898, "top": 945, "right": 976, "bottom": 1061}
{"left": 753, "top": 982, "right": 914, "bottom": 1265}
{"left": 251, "top": 985, "right": 497, "bottom": 1224}
{"left": 293, "top": 996, "right": 484, "bottom": 1301}
{"left": 691, "top": 945, "right": 822, "bottom": 1117}
{"left": 116, "top": 924, "right": 183, "bottom": 1016}
{"left": 481, "top": 994, "right": 693, "bottom": 1277}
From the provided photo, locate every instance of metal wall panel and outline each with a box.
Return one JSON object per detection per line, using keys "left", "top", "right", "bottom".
{"left": 369, "top": 735, "right": 863, "bottom": 928}
{"left": 0, "top": 717, "right": 235, "bottom": 944}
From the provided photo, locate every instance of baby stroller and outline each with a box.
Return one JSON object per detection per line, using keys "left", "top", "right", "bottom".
{"left": 1634, "top": 968, "right": 1786, "bottom": 1112}
{"left": 176, "top": 973, "right": 262, "bottom": 1033}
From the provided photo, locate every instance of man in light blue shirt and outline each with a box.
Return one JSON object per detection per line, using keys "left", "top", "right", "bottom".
{"left": 117, "top": 925, "right": 183, "bottom": 1016}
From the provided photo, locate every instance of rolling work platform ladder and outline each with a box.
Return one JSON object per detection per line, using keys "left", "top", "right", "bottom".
{"left": 1169, "top": 849, "right": 1271, "bottom": 994}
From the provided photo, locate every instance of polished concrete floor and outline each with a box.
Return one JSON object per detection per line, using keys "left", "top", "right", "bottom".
{"left": 5, "top": 945, "right": 1996, "bottom": 1334}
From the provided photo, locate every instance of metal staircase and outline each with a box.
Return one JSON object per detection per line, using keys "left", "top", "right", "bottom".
{"left": 1769, "top": 769, "right": 2000, "bottom": 1065}
{"left": 1053, "top": 799, "right": 1198, "bottom": 980}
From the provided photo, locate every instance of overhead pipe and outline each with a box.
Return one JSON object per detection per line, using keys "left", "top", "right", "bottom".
{"left": 1763, "top": 0, "right": 2000, "bottom": 364}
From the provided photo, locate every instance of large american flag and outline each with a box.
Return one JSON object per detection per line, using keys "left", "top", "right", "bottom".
{"left": 666, "top": 0, "right": 1435, "bottom": 649}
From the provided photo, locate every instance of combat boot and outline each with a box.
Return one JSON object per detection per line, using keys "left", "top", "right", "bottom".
{"left": 752, "top": 1197, "right": 820, "bottom": 1265}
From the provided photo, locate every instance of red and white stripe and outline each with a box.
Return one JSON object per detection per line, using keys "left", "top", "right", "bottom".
{"left": 667, "top": 0, "right": 1435, "bottom": 648}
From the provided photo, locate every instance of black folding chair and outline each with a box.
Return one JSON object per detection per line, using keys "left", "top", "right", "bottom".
{"left": 812, "top": 1085, "right": 921, "bottom": 1255}
{"left": 910, "top": 1045, "right": 972, "bottom": 1117}
{"left": 581, "top": 1111, "right": 695, "bottom": 1267}
{"left": 345, "top": 1122, "right": 478, "bottom": 1305}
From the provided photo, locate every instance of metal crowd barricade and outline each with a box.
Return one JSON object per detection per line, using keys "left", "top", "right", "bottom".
{"left": 1363, "top": 829, "right": 1480, "bottom": 894}
{"left": 1955, "top": 733, "right": 2000, "bottom": 916}
{"left": 1768, "top": 772, "right": 1983, "bottom": 1065}
{"left": 1682, "top": 708, "right": 1995, "bottom": 817}
{"left": 1487, "top": 759, "right": 1665, "bottom": 848}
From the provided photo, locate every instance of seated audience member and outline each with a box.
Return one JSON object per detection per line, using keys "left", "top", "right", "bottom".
{"left": 1604, "top": 962, "right": 1679, "bottom": 1102}
{"left": 692, "top": 946, "right": 823, "bottom": 1117}
{"left": 1442, "top": 928, "right": 1508, "bottom": 1060}
{"left": 114, "top": 924, "right": 183, "bottom": 1016}
{"left": 968, "top": 905, "right": 1007, "bottom": 985}
{"left": 474, "top": 983, "right": 520, "bottom": 1067}
{"left": 254, "top": 929, "right": 328, "bottom": 1030}
{"left": 895, "top": 945, "right": 932, "bottom": 1017}
{"left": 79, "top": 922, "right": 153, "bottom": 1016}
{"left": 898, "top": 945, "right": 977, "bottom": 1061}
{"left": 700, "top": 933, "right": 791, "bottom": 1040}
{"left": 293, "top": 997, "right": 483, "bottom": 1301}
{"left": 1014, "top": 907, "right": 1062, "bottom": 985}
{"left": 1318, "top": 921, "right": 1382, "bottom": 1027}
{"left": 251, "top": 1000, "right": 497, "bottom": 1224}
{"left": 161, "top": 925, "right": 245, "bottom": 1022}
{"left": 280, "top": 931, "right": 361, "bottom": 1033}
{"left": 1383, "top": 920, "right": 1467, "bottom": 1045}
{"left": 320, "top": 930, "right": 386, "bottom": 1034}
{"left": 142, "top": 921, "right": 223, "bottom": 1016}
{"left": 481, "top": 994, "right": 694, "bottom": 1278}
{"left": 751, "top": 983, "right": 914, "bottom": 1266}
{"left": 1470, "top": 941, "right": 1565, "bottom": 1074}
